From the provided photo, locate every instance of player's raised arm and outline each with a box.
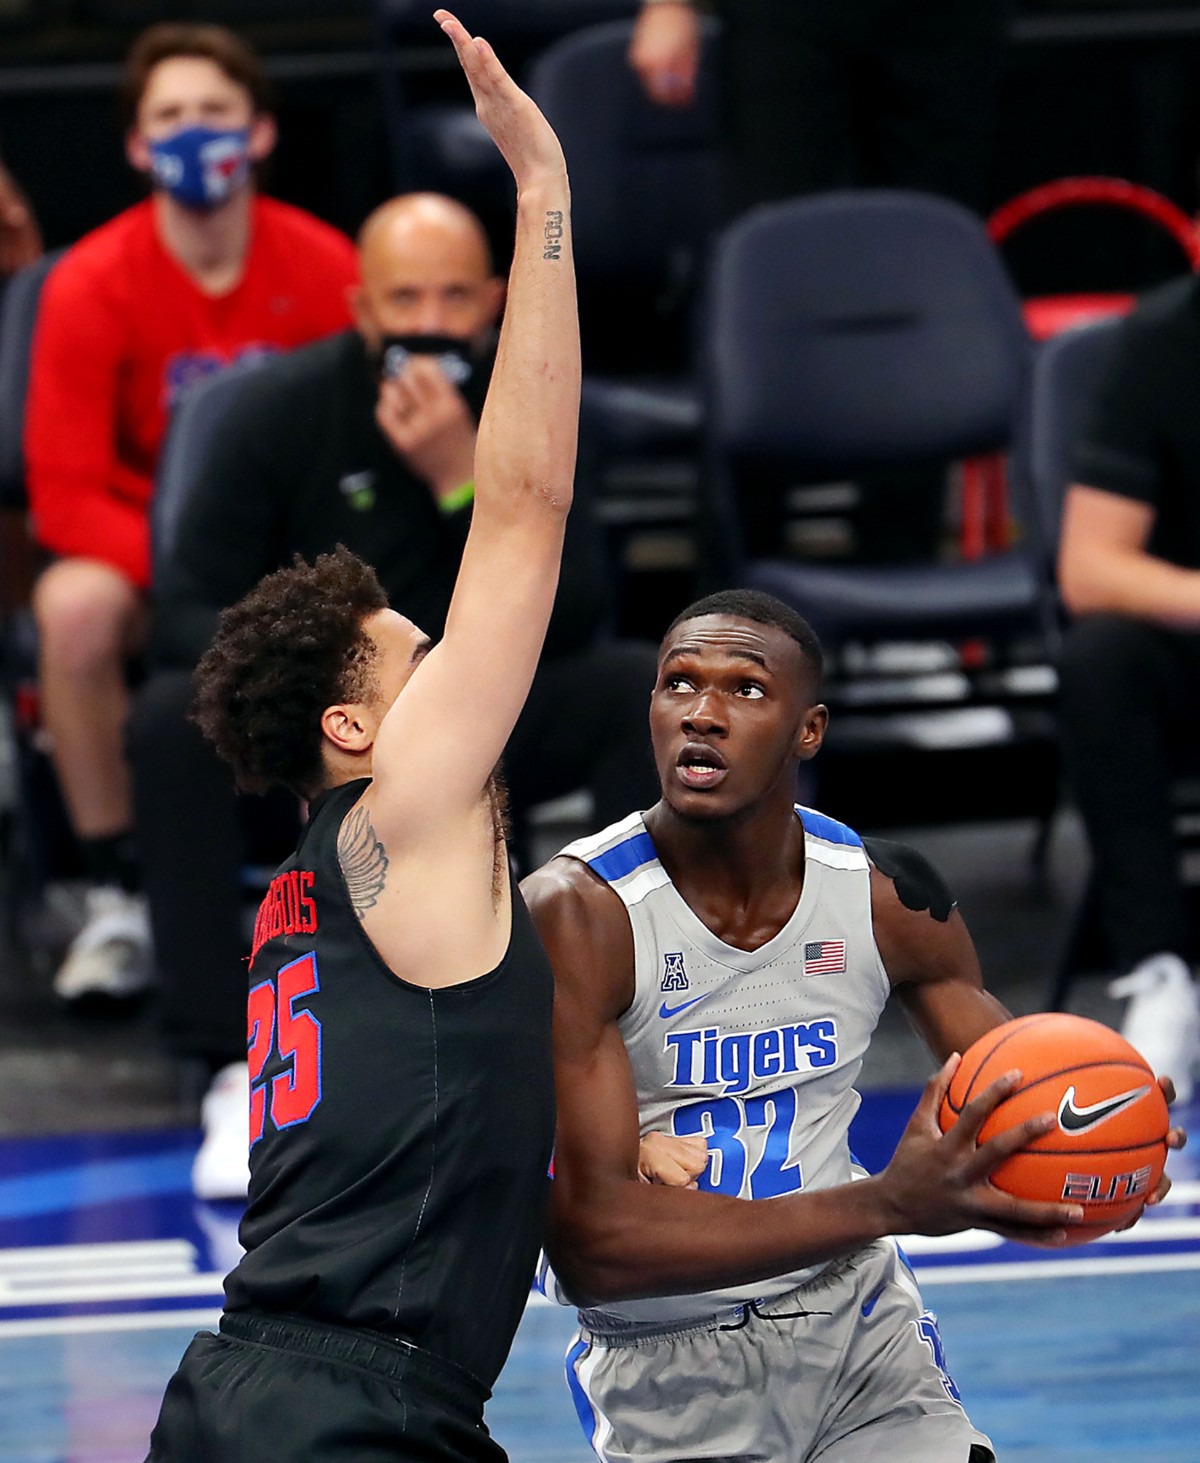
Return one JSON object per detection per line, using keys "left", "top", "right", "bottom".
{"left": 368, "top": 11, "right": 580, "bottom": 829}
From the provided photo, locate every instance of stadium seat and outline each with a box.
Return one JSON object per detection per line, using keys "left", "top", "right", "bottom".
{"left": 526, "top": 19, "right": 723, "bottom": 603}
{"left": 0, "top": 251, "right": 72, "bottom": 948}
{"left": 372, "top": 0, "right": 637, "bottom": 203}
{"left": 377, "top": 0, "right": 637, "bottom": 41}
{"left": 151, "top": 357, "right": 272, "bottom": 573}
{"left": 698, "top": 190, "right": 1060, "bottom": 821}
{"left": 0, "top": 250, "right": 63, "bottom": 508}
{"left": 529, "top": 19, "right": 722, "bottom": 450}
{"left": 701, "top": 191, "right": 1039, "bottom": 640}
{"left": 1019, "top": 316, "right": 1122, "bottom": 580}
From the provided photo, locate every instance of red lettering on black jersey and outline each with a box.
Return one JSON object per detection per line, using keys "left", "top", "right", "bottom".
{"left": 249, "top": 870, "right": 320, "bottom": 968}
{"left": 299, "top": 870, "right": 317, "bottom": 933}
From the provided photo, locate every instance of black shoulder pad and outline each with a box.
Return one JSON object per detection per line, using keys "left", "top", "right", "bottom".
{"left": 861, "top": 836, "right": 957, "bottom": 923}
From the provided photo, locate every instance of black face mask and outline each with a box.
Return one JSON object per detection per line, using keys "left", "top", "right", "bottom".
{"left": 374, "top": 333, "right": 476, "bottom": 388}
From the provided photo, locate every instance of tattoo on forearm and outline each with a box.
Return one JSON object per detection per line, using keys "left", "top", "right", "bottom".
{"left": 338, "top": 807, "right": 389, "bottom": 914}
{"left": 543, "top": 210, "right": 564, "bottom": 261}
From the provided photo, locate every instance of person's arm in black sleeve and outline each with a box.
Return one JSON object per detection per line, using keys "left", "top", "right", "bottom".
{"left": 151, "top": 363, "right": 301, "bottom": 669}
{"left": 1069, "top": 302, "right": 1167, "bottom": 509}
{"left": 1059, "top": 285, "right": 1200, "bottom": 627}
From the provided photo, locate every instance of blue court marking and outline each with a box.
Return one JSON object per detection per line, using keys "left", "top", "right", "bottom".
{"left": 586, "top": 831, "right": 657, "bottom": 883}
{"left": 0, "top": 1151, "right": 192, "bottom": 1222}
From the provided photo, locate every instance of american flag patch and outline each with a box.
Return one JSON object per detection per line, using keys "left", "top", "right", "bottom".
{"left": 804, "top": 939, "right": 845, "bottom": 975}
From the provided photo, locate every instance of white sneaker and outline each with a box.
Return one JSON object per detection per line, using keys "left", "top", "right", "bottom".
{"left": 1108, "top": 952, "right": 1200, "bottom": 1104}
{"left": 52, "top": 886, "right": 155, "bottom": 1003}
{"left": 192, "top": 1062, "right": 251, "bottom": 1202}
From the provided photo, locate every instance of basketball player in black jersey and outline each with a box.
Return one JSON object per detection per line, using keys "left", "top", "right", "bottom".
{"left": 145, "top": 14, "right": 578, "bottom": 1461}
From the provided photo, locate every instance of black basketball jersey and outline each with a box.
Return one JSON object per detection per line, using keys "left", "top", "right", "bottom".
{"left": 223, "top": 778, "right": 556, "bottom": 1391}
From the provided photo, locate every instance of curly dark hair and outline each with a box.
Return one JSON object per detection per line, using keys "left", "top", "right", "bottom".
{"left": 193, "top": 547, "right": 389, "bottom": 797}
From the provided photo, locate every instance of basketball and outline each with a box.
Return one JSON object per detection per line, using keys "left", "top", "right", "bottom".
{"left": 938, "top": 1013, "right": 1170, "bottom": 1245}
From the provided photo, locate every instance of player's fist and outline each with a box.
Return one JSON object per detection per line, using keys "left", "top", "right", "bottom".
{"left": 435, "top": 10, "right": 566, "bottom": 189}
{"left": 638, "top": 1130, "right": 710, "bottom": 1188}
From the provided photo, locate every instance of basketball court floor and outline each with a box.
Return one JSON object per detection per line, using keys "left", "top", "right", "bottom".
{"left": 1, "top": 815, "right": 1198, "bottom": 1461}
{"left": 1, "top": 1095, "right": 1196, "bottom": 1463}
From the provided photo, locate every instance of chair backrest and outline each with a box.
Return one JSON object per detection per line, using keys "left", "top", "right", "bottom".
{"left": 0, "top": 249, "right": 65, "bottom": 506}
{"left": 1019, "top": 316, "right": 1123, "bottom": 571}
{"left": 376, "top": 0, "right": 637, "bottom": 42}
{"left": 529, "top": 19, "right": 724, "bottom": 288}
{"left": 705, "top": 191, "right": 1030, "bottom": 475}
{"left": 152, "top": 357, "right": 271, "bottom": 573}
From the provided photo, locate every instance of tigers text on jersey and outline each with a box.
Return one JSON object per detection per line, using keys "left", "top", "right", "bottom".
{"left": 559, "top": 805, "right": 890, "bottom": 1325}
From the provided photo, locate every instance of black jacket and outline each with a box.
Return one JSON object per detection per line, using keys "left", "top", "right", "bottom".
{"left": 151, "top": 328, "right": 611, "bottom": 668}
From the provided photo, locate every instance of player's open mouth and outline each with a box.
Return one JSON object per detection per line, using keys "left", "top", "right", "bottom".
{"left": 676, "top": 743, "right": 728, "bottom": 789}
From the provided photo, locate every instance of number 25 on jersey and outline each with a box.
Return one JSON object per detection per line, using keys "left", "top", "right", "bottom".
{"left": 248, "top": 951, "right": 323, "bottom": 1144}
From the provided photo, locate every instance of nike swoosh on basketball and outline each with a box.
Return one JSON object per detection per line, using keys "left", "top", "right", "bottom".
{"left": 1057, "top": 1083, "right": 1151, "bottom": 1134}
{"left": 659, "top": 994, "right": 709, "bottom": 1019}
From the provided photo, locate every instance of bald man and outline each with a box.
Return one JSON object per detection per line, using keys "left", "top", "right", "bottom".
{"left": 353, "top": 194, "right": 504, "bottom": 514}
{"left": 131, "top": 191, "right": 659, "bottom": 1200}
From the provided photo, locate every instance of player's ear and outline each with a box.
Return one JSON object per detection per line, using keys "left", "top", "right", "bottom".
{"left": 320, "top": 702, "right": 373, "bottom": 755}
{"left": 793, "top": 702, "right": 828, "bottom": 762}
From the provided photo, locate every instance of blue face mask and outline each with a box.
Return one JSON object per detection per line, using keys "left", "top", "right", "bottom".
{"left": 148, "top": 125, "right": 251, "bottom": 210}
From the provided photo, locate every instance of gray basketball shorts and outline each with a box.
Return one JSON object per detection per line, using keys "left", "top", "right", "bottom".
{"left": 565, "top": 1239, "right": 995, "bottom": 1463}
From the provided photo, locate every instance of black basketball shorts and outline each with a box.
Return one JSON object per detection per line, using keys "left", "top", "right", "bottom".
{"left": 145, "top": 1309, "right": 507, "bottom": 1462}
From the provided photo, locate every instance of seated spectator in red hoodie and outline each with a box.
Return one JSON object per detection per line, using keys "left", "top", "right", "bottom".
{"left": 24, "top": 23, "right": 357, "bottom": 1005}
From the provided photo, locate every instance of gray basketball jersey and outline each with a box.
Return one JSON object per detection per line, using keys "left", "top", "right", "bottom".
{"left": 559, "top": 804, "right": 890, "bottom": 1325}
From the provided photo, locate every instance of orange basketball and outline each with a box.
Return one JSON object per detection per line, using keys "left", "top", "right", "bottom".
{"left": 937, "top": 1013, "right": 1170, "bottom": 1245}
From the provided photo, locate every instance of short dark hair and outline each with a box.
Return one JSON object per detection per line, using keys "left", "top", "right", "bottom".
{"left": 192, "top": 547, "right": 389, "bottom": 799}
{"left": 120, "top": 23, "right": 275, "bottom": 126}
{"left": 666, "top": 589, "right": 825, "bottom": 688}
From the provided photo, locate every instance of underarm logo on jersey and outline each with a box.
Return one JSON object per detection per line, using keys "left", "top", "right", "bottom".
{"left": 249, "top": 869, "right": 318, "bottom": 969}
{"left": 664, "top": 1019, "right": 839, "bottom": 1095}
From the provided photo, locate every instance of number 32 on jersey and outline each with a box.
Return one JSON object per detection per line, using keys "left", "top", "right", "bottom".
{"left": 672, "top": 1088, "right": 803, "bottom": 1198}
{"left": 247, "top": 951, "right": 324, "bottom": 1144}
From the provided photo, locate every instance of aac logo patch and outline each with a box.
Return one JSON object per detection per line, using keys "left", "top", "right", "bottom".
{"left": 661, "top": 951, "right": 688, "bottom": 993}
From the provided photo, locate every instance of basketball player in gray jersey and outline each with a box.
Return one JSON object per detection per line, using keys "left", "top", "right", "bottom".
{"left": 525, "top": 588, "right": 1184, "bottom": 1463}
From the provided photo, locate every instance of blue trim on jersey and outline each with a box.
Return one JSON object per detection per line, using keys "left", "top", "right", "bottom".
{"left": 797, "top": 807, "right": 862, "bottom": 848}
{"left": 565, "top": 1337, "right": 599, "bottom": 1446}
{"left": 586, "top": 831, "right": 657, "bottom": 884}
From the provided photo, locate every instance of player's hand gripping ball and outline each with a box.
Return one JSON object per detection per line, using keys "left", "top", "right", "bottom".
{"left": 938, "top": 1013, "right": 1170, "bottom": 1245}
